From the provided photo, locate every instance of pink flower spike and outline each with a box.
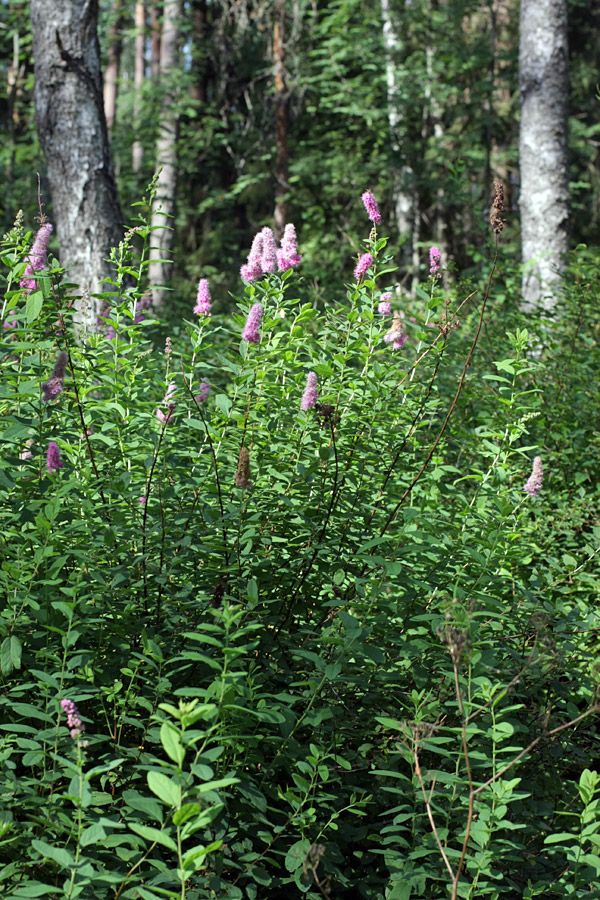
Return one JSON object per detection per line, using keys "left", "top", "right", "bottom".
{"left": 60, "top": 698, "right": 85, "bottom": 741}
{"left": 242, "top": 303, "right": 262, "bottom": 344}
{"left": 139, "top": 496, "right": 147, "bottom": 505}
{"left": 301, "top": 371, "right": 318, "bottom": 411}
{"left": 362, "top": 191, "right": 382, "bottom": 224}
{"left": 429, "top": 246, "right": 441, "bottom": 276}
{"left": 278, "top": 224, "right": 302, "bottom": 272}
{"left": 47, "top": 441, "right": 63, "bottom": 474}
{"left": 241, "top": 232, "right": 265, "bottom": 282}
{"left": 524, "top": 456, "right": 543, "bottom": 498}
{"left": 260, "top": 227, "right": 277, "bottom": 274}
{"left": 194, "top": 278, "right": 211, "bottom": 315}
{"left": 195, "top": 381, "right": 210, "bottom": 403}
{"left": 20, "top": 223, "right": 53, "bottom": 294}
{"left": 354, "top": 252, "right": 374, "bottom": 281}
{"left": 378, "top": 292, "right": 392, "bottom": 315}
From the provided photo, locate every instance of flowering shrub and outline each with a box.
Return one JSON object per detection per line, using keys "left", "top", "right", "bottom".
{"left": 0, "top": 193, "right": 599, "bottom": 899}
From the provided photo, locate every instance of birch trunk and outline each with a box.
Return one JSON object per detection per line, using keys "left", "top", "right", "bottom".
{"left": 132, "top": 1, "right": 145, "bottom": 173}
{"left": 30, "top": 0, "right": 123, "bottom": 332}
{"left": 519, "top": 0, "right": 570, "bottom": 311}
{"left": 381, "top": 0, "right": 418, "bottom": 282}
{"left": 148, "top": 0, "right": 181, "bottom": 311}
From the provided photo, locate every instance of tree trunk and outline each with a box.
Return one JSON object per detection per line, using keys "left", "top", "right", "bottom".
{"left": 150, "top": 0, "right": 162, "bottom": 79}
{"left": 148, "top": 0, "right": 181, "bottom": 310}
{"left": 381, "top": 0, "right": 418, "bottom": 285}
{"left": 519, "top": 0, "right": 570, "bottom": 311}
{"left": 132, "top": 1, "right": 145, "bottom": 173}
{"left": 273, "top": 0, "right": 288, "bottom": 240}
{"left": 103, "top": 0, "right": 123, "bottom": 131}
{"left": 30, "top": 0, "right": 123, "bottom": 331}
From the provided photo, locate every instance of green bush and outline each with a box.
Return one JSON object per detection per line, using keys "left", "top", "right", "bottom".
{"left": 0, "top": 195, "right": 599, "bottom": 899}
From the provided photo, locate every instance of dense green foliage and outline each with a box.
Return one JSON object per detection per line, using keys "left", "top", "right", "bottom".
{"left": 1, "top": 194, "right": 599, "bottom": 898}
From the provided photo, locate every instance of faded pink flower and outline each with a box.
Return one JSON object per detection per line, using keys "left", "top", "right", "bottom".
{"left": 242, "top": 303, "right": 262, "bottom": 344}
{"left": 42, "top": 351, "right": 68, "bottom": 403}
{"left": 47, "top": 441, "right": 63, "bottom": 473}
{"left": 277, "top": 223, "right": 302, "bottom": 272}
{"left": 194, "top": 278, "right": 211, "bottom": 315}
{"left": 362, "top": 191, "right": 382, "bottom": 224}
{"left": 20, "top": 439, "right": 34, "bottom": 460}
{"left": 195, "top": 381, "right": 210, "bottom": 402}
{"left": 301, "top": 371, "right": 318, "bottom": 411}
{"left": 384, "top": 313, "right": 407, "bottom": 350}
{"left": 156, "top": 381, "right": 176, "bottom": 423}
{"left": 429, "top": 246, "right": 441, "bottom": 277}
{"left": 139, "top": 496, "right": 147, "bottom": 505}
{"left": 354, "top": 252, "right": 374, "bottom": 281}
{"left": 524, "top": 456, "right": 543, "bottom": 498}
{"left": 20, "top": 223, "right": 53, "bottom": 294}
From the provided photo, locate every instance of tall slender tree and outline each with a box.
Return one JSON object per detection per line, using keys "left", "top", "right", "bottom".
{"left": 132, "top": 1, "right": 146, "bottom": 173}
{"left": 519, "top": 0, "right": 570, "bottom": 310}
{"left": 30, "top": 0, "right": 123, "bottom": 330}
{"left": 273, "top": 0, "right": 288, "bottom": 239}
{"left": 148, "top": 0, "right": 182, "bottom": 310}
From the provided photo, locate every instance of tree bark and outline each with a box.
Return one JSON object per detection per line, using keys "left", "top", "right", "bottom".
{"left": 103, "top": 0, "right": 123, "bottom": 131}
{"left": 148, "top": 0, "right": 181, "bottom": 310}
{"left": 132, "top": 1, "right": 146, "bottom": 173}
{"left": 273, "top": 0, "right": 288, "bottom": 240}
{"left": 519, "top": 0, "right": 570, "bottom": 311}
{"left": 30, "top": 0, "right": 123, "bottom": 331}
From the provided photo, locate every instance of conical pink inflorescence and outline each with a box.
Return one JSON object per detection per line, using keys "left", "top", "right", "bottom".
{"left": 20, "top": 223, "right": 53, "bottom": 294}
{"left": 242, "top": 303, "right": 262, "bottom": 343}
{"left": 301, "top": 371, "right": 318, "bottom": 411}
{"left": 193, "top": 278, "right": 211, "bottom": 315}
{"left": 524, "top": 456, "right": 543, "bottom": 498}
{"left": 354, "top": 253, "right": 374, "bottom": 281}
{"left": 277, "top": 224, "right": 302, "bottom": 272}
{"left": 362, "top": 191, "right": 382, "bottom": 224}
{"left": 47, "top": 441, "right": 63, "bottom": 473}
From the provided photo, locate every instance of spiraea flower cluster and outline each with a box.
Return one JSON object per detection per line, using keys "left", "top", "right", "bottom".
{"left": 47, "top": 441, "right": 63, "bottom": 474}
{"left": 524, "top": 456, "right": 543, "bottom": 498}
{"left": 242, "top": 303, "right": 263, "bottom": 344}
{"left": 60, "top": 698, "right": 88, "bottom": 747}
{"left": 156, "top": 382, "right": 176, "bottom": 423}
{"left": 429, "top": 246, "right": 441, "bottom": 277}
{"left": 301, "top": 372, "right": 318, "bottom": 411}
{"left": 193, "top": 278, "right": 211, "bottom": 315}
{"left": 241, "top": 225, "right": 302, "bottom": 282}
{"left": 20, "top": 222, "right": 53, "bottom": 294}
{"left": 42, "top": 351, "right": 68, "bottom": 403}
{"left": 361, "top": 191, "right": 382, "bottom": 225}
{"left": 384, "top": 312, "right": 407, "bottom": 350}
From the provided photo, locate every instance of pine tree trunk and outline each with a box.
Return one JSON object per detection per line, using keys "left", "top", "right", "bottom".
{"left": 150, "top": 0, "right": 162, "bottom": 79}
{"left": 519, "top": 0, "right": 570, "bottom": 311}
{"left": 273, "top": 0, "right": 288, "bottom": 240}
{"left": 103, "top": 0, "right": 123, "bottom": 131}
{"left": 132, "top": 1, "right": 145, "bottom": 173}
{"left": 148, "top": 0, "right": 181, "bottom": 311}
{"left": 30, "top": 0, "right": 123, "bottom": 331}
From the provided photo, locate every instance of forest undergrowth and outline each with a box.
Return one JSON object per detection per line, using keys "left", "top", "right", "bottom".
{"left": 0, "top": 187, "right": 599, "bottom": 900}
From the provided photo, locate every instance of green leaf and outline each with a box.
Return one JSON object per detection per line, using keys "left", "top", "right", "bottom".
{"left": 544, "top": 832, "right": 578, "bottom": 844}
{"left": 128, "top": 823, "right": 177, "bottom": 851}
{"left": 26, "top": 290, "right": 43, "bottom": 324}
{"left": 11, "top": 885, "right": 61, "bottom": 897}
{"left": 160, "top": 721, "right": 185, "bottom": 766}
{"left": 31, "top": 839, "right": 74, "bottom": 868}
{"left": 79, "top": 823, "right": 107, "bottom": 847}
{"left": 173, "top": 802, "right": 201, "bottom": 826}
{"left": 285, "top": 838, "right": 311, "bottom": 873}
{"left": 147, "top": 771, "right": 181, "bottom": 807}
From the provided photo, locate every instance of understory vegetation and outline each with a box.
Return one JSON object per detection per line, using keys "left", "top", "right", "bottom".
{"left": 1, "top": 191, "right": 599, "bottom": 899}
